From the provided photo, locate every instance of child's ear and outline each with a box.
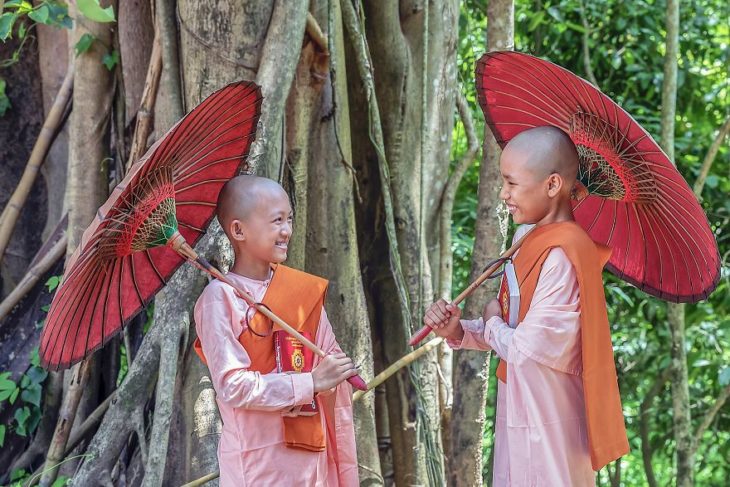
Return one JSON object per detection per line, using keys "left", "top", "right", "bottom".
{"left": 547, "top": 173, "right": 563, "bottom": 197}
{"left": 230, "top": 220, "right": 246, "bottom": 241}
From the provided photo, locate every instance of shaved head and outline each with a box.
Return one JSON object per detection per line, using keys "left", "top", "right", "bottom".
{"left": 503, "top": 126, "right": 579, "bottom": 183}
{"left": 217, "top": 175, "right": 288, "bottom": 235}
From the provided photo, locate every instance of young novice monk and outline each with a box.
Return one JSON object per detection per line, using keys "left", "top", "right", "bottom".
{"left": 425, "top": 126, "right": 629, "bottom": 486}
{"left": 193, "top": 175, "right": 359, "bottom": 486}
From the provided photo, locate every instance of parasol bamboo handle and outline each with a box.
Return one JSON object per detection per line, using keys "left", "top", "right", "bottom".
{"left": 408, "top": 226, "right": 535, "bottom": 347}
{"left": 169, "top": 234, "right": 368, "bottom": 391}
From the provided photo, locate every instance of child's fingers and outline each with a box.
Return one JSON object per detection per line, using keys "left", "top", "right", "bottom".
{"left": 424, "top": 309, "right": 447, "bottom": 328}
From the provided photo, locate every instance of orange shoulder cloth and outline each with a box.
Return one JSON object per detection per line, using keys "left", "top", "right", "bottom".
{"left": 496, "top": 221, "right": 629, "bottom": 470}
{"left": 193, "top": 264, "right": 329, "bottom": 452}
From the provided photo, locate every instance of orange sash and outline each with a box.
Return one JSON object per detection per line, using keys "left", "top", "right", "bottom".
{"left": 194, "top": 264, "right": 329, "bottom": 452}
{"left": 495, "top": 222, "right": 629, "bottom": 470}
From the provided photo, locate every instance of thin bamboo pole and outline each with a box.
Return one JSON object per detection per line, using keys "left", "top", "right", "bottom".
{"left": 0, "top": 68, "right": 73, "bottom": 262}
{"left": 0, "top": 234, "right": 67, "bottom": 321}
{"left": 125, "top": 29, "right": 162, "bottom": 173}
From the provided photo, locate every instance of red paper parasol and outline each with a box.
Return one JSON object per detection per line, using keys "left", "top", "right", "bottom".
{"left": 409, "top": 51, "right": 720, "bottom": 347}
{"left": 475, "top": 51, "right": 720, "bottom": 303}
{"left": 40, "top": 82, "right": 262, "bottom": 369}
{"left": 39, "top": 81, "right": 368, "bottom": 390}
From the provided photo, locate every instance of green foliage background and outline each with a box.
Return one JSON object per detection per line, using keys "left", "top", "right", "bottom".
{"left": 450, "top": 0, "right": 728, "bottom": 484}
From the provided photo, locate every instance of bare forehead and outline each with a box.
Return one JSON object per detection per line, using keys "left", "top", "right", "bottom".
{"left": 218, "top": 175, "right": 289, "bottom": 220}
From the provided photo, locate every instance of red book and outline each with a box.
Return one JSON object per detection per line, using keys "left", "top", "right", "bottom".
{"left": 498, "top": 260, "right": 520, "bottom": 328}
{"left": 274, "top": 330, "right": 318, "bottom": 413}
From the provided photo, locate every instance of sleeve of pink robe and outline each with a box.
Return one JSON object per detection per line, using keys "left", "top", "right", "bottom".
{"left": 194, "top": 281, "right": 316, "bottom": 411}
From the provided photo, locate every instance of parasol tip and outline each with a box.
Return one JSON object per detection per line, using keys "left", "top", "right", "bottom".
{"left": 348, "top": 374, "right": 368, "bottom": 391}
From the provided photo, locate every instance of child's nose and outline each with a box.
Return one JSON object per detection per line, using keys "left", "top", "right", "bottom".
{"left": 281, "top": 222, "right": 292, "bottom": 236}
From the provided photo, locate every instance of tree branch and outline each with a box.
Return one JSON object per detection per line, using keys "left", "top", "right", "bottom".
{"left": 125, "top": 25, "right": 163, "bottom": 173}
{"left": 340, "top": 0, "right": 412, "bottom": 327}
{"left": 438, "top": 89, "right": 480, "bottom": 298}
{"left": 639, "top": 366, "right": 671, "bottom": 487}
{"left": 578, "top": 0, "right": 599, "bottom": 87}
{"left": 306, "top": 11, "right": 329, "bottom": 54}
{"left": 690, "top": 383, "right": 730, "bottom": 458}
{"left": 693, "top": 115, "right": 730, "bottom": 196}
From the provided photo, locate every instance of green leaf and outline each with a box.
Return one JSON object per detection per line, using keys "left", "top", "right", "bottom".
{"left": 77, "top": 0, "right": 115, "bottom": 23}
{"left": 45, "top": 275, "right": 60, "bottom": 292}
{"left": 0, "top": 371, "right": 15, "bottom": 390}
{"left": 0, "top": 78, "right": 10, "bottom": 117}
{"left": 705, "top": 174, "right": 719, "bottom": 189}
{"left": 527, "top": 11, "right": 545, "bottom": 32}
{"left": 11, "top": 468, "right": 28, "bottom": 481}
{"left": 6, "top": 0, "right": 31, "bottom": 13}
{"left": 102, "top": 49, "right": 118, "bottom": 70}
{"left": 40, "top": 304, "right": 50, "bottom": 312}
{"left": 27, "top": 404, "right": 41, "bottom": 433}
{"left": 74, "top": 32, "right": 94, "bottom": 56}
{"left": 546, "top": 6, "right": 564, "bottom": 23}
{"left": 0, "top": 424, "right": 5, "bottom": 447}
{"left": 9, "top": 385, "right": 19, "bottom": 404}
{"left": 0, "top": 11, "right": 16, "bottom": 40}
{"left": 26, "top": 366, "right": 47, "bottom": 384}
{"left": 27, "top": 4, "right": 49, "bottom": 24}
{"left": 51, "top": 476, "right": 69, "bottom": 487}
{"left": 21, "top": 383, "right": 41, "bottom": 407}
{"left": 720, "top": 367, "right": 730, "bottom": 387}
{"left": 14, "top": 405, "right": 30, "bottom": 436}
{"left": 30, "top": 347, "right": 40, "bottom": 366}
{"left": 46, "top": 2, "right": 72, "bottom": 29}
{"left": 0, "top": 386, "right": 15, "bottom": 401}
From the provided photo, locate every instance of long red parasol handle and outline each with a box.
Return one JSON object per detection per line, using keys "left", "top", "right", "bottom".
{"left": 408, "top": 226, "right": 535, "bottom": 347}
{"left": 169, "top": 234, "right": 368, "bottom": 391}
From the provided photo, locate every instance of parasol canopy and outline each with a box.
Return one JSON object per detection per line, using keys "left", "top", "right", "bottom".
{"left": 475, "top": 51, "right": 720, "bottom": 303}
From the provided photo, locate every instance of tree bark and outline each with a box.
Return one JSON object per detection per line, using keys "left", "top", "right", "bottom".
{"left": 659, "top": 1, "right": 694, "bottom": 486}
{"left": 289, "top": 1, "right": 381, "bottom": 481}
{"left": 449, "top": 1, "right": 512, "bottom": 486}
{"left": 35, "top": 23, "right": 70, "bottom": 242}
{"left": 344, "top": 1, "right": 459, "bottom": 484}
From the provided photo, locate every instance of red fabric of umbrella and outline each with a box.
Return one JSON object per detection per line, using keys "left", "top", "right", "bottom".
{"left": 475, "top": 51, "right": 720, "bottom": 303}
{"left": 40, "top": 81, "right": 262, "bottom": 370}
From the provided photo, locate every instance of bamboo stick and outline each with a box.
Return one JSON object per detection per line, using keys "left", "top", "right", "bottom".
{"left": 409, "top": 225, "right": 535, "bottom": 346}
{"left": 353, "top": 337, "right": 443, "bottom": 402}
{"left": 0, "top": 68, "right": 73, "bottom": 263}
{"left": 125, "top": 28, "right": 163, "bottom": 173}
{"left": 0, "top": 234, "right": 67, "bottom": 322}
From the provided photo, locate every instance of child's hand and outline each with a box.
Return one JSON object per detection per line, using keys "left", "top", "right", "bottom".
{"left": 483, "top": 299, "right": 501, "bottom": 320}
{"left": 423, "top": 299, "right": 464, "bottom": 342}
{"left": 312, "top": 352, "right": 357, "bottom": 393}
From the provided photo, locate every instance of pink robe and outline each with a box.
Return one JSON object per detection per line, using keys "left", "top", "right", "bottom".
{"left": 449, "top": 225, "right": 596, "bottom": 486}
{"left": 194, "top": 271, "right": 358, "bottom": 486}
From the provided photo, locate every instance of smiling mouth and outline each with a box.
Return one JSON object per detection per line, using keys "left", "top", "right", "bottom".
{"left": 275, "top": 241, "right": 288, "bottom": 250}
{"left": 506, "top": 204, "right": 517, "bottom": 214}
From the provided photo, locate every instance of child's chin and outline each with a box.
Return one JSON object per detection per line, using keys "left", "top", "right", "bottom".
{"left": 270, "top": 252, "right": 288, "bottom": 263}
